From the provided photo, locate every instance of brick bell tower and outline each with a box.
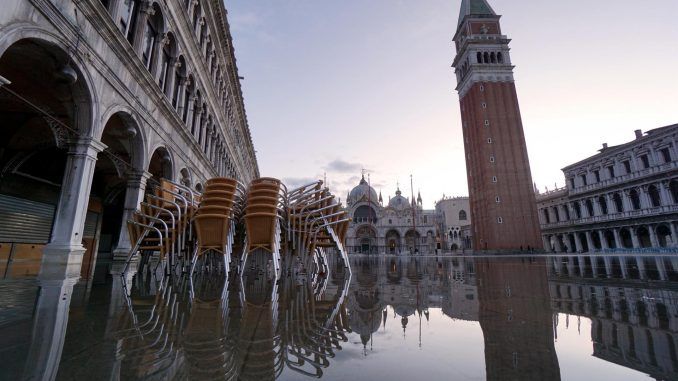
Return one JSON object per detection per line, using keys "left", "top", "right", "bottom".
{"left": 452, "top": 0, "right": 541, "bottom": 251}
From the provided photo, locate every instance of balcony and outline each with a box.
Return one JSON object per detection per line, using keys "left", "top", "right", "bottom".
{"left": 570, "top": 161, "right": 677, "bottom": 196}
{"left": 541, "top": 204, "right": 678, "bottom": 230}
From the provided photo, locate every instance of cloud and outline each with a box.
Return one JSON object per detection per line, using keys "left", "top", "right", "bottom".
{"left": 282, "top": 176, "right": 320, "bottom": 189}
{"left": 324, "top": 159, "right": 362, "bottom": 174}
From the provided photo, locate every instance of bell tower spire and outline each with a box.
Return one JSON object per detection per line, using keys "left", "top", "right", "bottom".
{"left": 452, "top": 0, "right": 542, "bottom": 251}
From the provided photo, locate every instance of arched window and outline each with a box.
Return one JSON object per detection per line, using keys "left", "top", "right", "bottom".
{"left": 613, "top": 193, "right": 623, "bottom": 212}
{"left": 671, "top": 180, "right": 678, "bottom": 204}
{"left": 182, "top": 75, "right": 194, "bottom": 123}
{"left": 172, "top": 56, "right": 186, "bottom": 108}
{"left": 598, "top": 196, "right": 608, "bottom": 214}
{"left": 477, "top": 52, "right": 482, "bottom": 63}
{"left": 119, "top": 0, "right": 141, "bottom": 44}
{"left": 553, "top": 207, "right": 560, "bottom": 222}
{"left": 159, "top": 33, "right": 176, "bottom": 94}
{"left": 585, "top": 199, "right": 594, "bottom": 216}
{"left": 648, "top": 185, "right": 661, "bottom": 207}
{"left": 629, "top": 189, "right": 641, "bottom": 210}
{"left": 141, "top": 4, "right": 164, "bottom": 72}
{"left": 483, "top": 52, "right": 489, "bottom": 63}
{"left": 542, "top": 209, "right": 550, "bottom": 223}
{"left": 490, "top": 52, "right": 496, "bottom": 63}
{"left": 192, "top": 3, "right": 201, "bottom": 32}
{"left": 573, "top": 202, "right": 581, "bottom": 219}
{"left": 459, "top": 210, "right": 467, "bottom": 220}
{"left": 191, "top": 90, "right": 202, "bottom": 134}
{"left": 497, "top": 52, "right": 503, "bottom": 63}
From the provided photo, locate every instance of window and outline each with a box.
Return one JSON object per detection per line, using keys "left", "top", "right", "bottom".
{"left": 490, "top": 156, "right": 495, "bottom": 163}
{"left": 487, "top": 138, "right": 492, "bottom": 144}
{"left": 142, "top": 20, "right": 157, "bottom": 69}
{"left": 459, "top": 210, "right": 467, "bottom": 220}
{"left": 119, "top": 0, "right": 140, "bottom": 43}
{"left": 660, "top": 147, "right": 671, "bottom": 163}
{"left": 594, "top": 170, "right": 600, "bottom": 182}
{"left": 497, "top": 52, "right": 503, "bottom": 63}
{"left": 496, "top": 196, "right": 500, "bottom": 203}
{"left": 569, "top": 178, "right": 575, "bottom": 189}
{"left": 484, "top": 120, "right": 490, "bottom": 126}
{"left": 497, "top": 216, "right": 503, "bottom": 224}
{"left": 481, "top": 102, "right": 487, "bottom": 108}
{"left": 477, "top": 52, "right": 482, "bottom": 63}
{"left": 479, "top": 84, "right": 484, "bottom": 92}
{"left": 607, "top": 166, "right": 615, "bottom": 178}
{"left": 623, "top": 160, "right": 631, "bottom": 173}
{"left": 388, "top": 219, "right": 392, "bottom": 224}
{"left": 492, "top": 176, "right": 497, "bottom": 183}
{"left": 640, "top": 155, "right": 650, "bottom": 169}
{"left": 580, "top": 174, "right": 587, "bottom": 186}
{"left": 159, "top": 44, "right": 171, "bottom": 93}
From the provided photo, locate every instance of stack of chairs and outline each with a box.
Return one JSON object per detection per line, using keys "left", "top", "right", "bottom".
{"left": 191, "top": 177, "right": 244, "bottom": 277}
{"left": 286, "top": 181, "right": 351, "bottom": 275}
{"left": 124, "top": 178, "right": 199, "bottom": 275}
{"left": 241, "top": 177, "right": 287, "bottom": 276}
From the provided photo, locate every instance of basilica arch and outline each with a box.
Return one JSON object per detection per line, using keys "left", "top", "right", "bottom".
{"left": 385, "top": 229, "right": 401, "bottom": 254}
{"left": 355, "top": 225, "right": 377, "bottom": 254}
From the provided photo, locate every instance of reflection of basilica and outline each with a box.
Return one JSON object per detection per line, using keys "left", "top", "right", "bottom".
{"left": 345, "top": 175, "right": 441, "bottom": 254}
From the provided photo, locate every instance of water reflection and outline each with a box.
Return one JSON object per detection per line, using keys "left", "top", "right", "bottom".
{"left": 3, "top": 254, "right": 678, "bottom": 380}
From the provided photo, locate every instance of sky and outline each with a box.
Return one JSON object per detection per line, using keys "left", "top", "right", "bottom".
{"left": 225, "top": 0, "right": 678, "bottom": 208}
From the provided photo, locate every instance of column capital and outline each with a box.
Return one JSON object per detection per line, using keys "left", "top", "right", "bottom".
{"left": 67, "top": 137, "right": 107, "bottom": 157}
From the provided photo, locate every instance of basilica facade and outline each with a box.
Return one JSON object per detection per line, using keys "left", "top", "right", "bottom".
{"left": 344, "top": 176, "right": 441, "bottom": 254}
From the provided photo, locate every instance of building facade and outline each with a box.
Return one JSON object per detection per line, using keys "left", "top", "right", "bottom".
{"left": 0, "top": 0, "right": 258, "bottom": 283}
{"left": 452, "top": 0, "right": 542, "bottom": 251}
{"left": 537, "top": 125, "right": 678, "bottom": 253}
{"left": 435, "top": 196, "right": 472, "bottom": 250}
{"left": 345, "top": 176, "right": 441, "bottom": 255}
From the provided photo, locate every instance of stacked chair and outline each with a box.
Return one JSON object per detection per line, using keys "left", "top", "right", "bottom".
{"left": 286, "top": 181, "right": 351, "bottom": 276}
{"left": 125, "top": 179, "right": 199, "bottom": 275}
{"left": 191, "top": 177, "right": 244, "bottom": 277}
{"left": 241, "top": 177, "right": 287, "bottom": 276}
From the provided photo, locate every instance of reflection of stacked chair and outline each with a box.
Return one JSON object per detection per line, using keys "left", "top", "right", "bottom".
{"left": 125, "top": 179, "right": 199, "bottom": 274}
{"left": 241, "top": 177, "right": 286, "bottom": 275}
{"left": 191, "top": 177, "right": 244, "bottom": 276}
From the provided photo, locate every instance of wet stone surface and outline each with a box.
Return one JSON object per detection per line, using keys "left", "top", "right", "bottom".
{"left": 1, "top": 254, "right": 677, "bottom": 380}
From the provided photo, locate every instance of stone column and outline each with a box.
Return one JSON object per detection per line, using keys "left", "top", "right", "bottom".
{"left": 111, "top": 170, "right": 153, "bottom": 261}
{"left": 655, "top": 258, "right": 668, "bottom": 281}
{"left": 132, "top": 1, "right": 154, "bottom": 57}
{"left": 622, "top": 190, "right": 634, "bottom": 211}
{"left": 636, "top": 257, "right": 647, "bottom": 279}
{"left": 598, "top": 230, "right": 609, "bottom": 250}
{"left": 21, "top": 278, "right": 78, "bottom": 381}
{"left": 630, "top": 227, "right": 641, "bottom": 249}
{"left": 612, "top": 228, "right": 622, "bottom": 250}
{"left": 648, "top": 224, "right": 660, "bottom": 247}
{"left": 585, "top": 231, "right": 595, "bottom": 252}
{"left": 574, "top": 233, "right": 583, "bottom": 253}
{"left": 669, "top": 222, "right": 678, "bottom": 247}
{"left": 659, "top": 181, "right": 673, "bottom": 206}
{"left": 42, "top": 138, "right": 106, "bottom": 280}
{"left": 639, "top": 185, "right": 652, "bottom": 209}
{"left": 554, "top": 236, "right": 563, "bottom": 253}
{"left": 592, "top": 198, "right": 602, "bottom": 216}
{"left": 605, "top": 193, "right": 616, "bottom": 214}
{"left": 619, "top": 257, "right": 629, "bottom": 278}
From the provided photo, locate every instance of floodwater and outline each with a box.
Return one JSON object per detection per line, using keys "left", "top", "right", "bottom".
{"left": 2, "top": 254, "right": 678, "bottom": 380}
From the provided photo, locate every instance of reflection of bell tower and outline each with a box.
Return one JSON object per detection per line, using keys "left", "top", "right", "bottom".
{"left": 452, "top": 0, "right": 542, "bottom": 250}
{"left": 476, "top": 258, "right": 560, "bottom": 380}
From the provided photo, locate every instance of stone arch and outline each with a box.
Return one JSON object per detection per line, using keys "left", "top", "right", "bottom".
{"left": 656, "top": 224, "right": 672, "bottom": 247}
{"left": 179, "top": 167, "right": 192, "bottom": 187}
{"left": 0, "top": 28, "right": 99, "bottom": 137}
{"left": 612, "top": 192, "right": 623, "bottom": 212}
{"left": 619, "top": 228, "right": 633, "bottom": 248}
{"left": 385, "top": 229, "right": 401, "bottom": 254}
{"left": 629, "top": 188, "right": 641, "bottom": 210}
{"left": 147, "top": 145, "right": 174, "bottom": 181}
{"left": 99, "top": 105, "right": 147, "bottom": 169}
{"left": 636, "top": 226, "right": 651, "bottom": 248}
{"left": 648, "top": 184, "right": 661, "bottom": 207}
{"left": 670, "top": 179, "right": 678, "bottom": 204}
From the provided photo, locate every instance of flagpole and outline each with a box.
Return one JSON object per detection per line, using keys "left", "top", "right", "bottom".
{"left": 410, "top": 174, "right": 416, "bottom": 255}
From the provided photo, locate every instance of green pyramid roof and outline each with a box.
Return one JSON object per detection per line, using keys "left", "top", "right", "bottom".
{"left": 457, "top": 0, "right": 497, "bottom": 28}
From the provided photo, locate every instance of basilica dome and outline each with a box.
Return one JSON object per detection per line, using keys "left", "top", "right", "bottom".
{"left": 349, "top": 175, "right": 378, "bottom": 204}
{"left": 388, "top": 188, "right": 410, "bottom": 210}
